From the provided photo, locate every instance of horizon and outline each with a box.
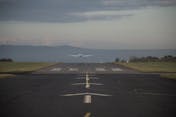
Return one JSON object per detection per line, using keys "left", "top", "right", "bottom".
{"left": 1, "top": 44, "right": 176, "bottom": 50}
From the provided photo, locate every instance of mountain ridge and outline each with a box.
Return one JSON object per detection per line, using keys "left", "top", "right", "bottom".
{"left": 0, "top": 45, "right": 176, "bottom": 62}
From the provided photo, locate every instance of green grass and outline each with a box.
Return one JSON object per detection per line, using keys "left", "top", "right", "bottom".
{"left": 0, "top": 62, "right": 54, "bottom": 73}
{"left": 160, "top": 73, "right": 176, "bottom": 80}
{"left": 0, "top": 74, "right": 15, "bottom": 79}
{"left": 118, "top": 62, "right": 176, "bottom": 73}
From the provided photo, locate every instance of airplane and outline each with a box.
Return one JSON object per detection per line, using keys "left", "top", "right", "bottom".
{"left": 69, "top": 53, "right": 93, "bottom": 58}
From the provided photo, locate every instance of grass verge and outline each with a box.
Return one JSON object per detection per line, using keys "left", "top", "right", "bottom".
{"left": 118, "top": 62, "right": 176, "bottom": 80}
{"left": 160, "top": 73, "right": 176, "bottom": 80}
{"left": 118, "top": 62, "right": 176, "bottom": 73}
{"left": 0, "top": 74, "right": 15, "bottom": 79}
{"left": 0, "top": 62, "right": 54, "bottom": 73}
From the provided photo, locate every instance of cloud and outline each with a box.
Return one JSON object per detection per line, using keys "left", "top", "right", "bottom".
{"left": 71, "top": 10, "right": 134, "bottom": 21}
{"left": 0, "top": 6, "right": 176, "bottom": 49}
{"left": 102, "top": 0, "right": 176, "bottom": 7}
{"left": 0, "top": 0, "right": 176, "bottom": 22}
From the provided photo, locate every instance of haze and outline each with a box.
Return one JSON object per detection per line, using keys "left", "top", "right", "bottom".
{"left": 0, "top": 0, "right": 176, "bottom": 49}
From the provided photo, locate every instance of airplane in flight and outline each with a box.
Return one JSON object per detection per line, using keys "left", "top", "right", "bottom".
{"left": 69, "top": 53, "right": 93, "bottom": 58}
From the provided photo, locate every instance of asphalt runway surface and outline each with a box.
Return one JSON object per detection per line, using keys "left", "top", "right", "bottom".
{"left": 34, "top": 63, "right": 137, "bottom": 74}
{"left": 0, "top": 63, "right": 176, "bottom": 117}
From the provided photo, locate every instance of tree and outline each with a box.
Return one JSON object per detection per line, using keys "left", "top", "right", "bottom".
{"left": 0, "top": 58, "right": 13, "bottom": 62}
{"left": 115, "top": 58, "right": 120, "bottom": 62}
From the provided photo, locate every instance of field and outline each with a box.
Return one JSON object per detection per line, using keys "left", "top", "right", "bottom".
{"left": 0, "top": 62, "right": 53, "bottom": 74}
{"left": 118, "top": 62, "right": 176, "bottom": 79}
{"left": 119, "top": 62, "right": 176, "bottom": 72}
{"left": 0, "top": 74, "right": 15, "bottom": 79}
{"left": 160, "top": 73, "right": 176, "bottom": 79}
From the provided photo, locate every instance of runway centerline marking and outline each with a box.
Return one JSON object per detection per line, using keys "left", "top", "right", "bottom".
{"left": 84, "top": 112, "right": 91, "bottom": 117}
{"left": 84, "top": 95, "right": 91, "bottom": 103}
{"left": 86, "top": 74, "right": 90, "bottom": 88}
{"left": 60, "top": 72, "right": 111, "bottom": 117}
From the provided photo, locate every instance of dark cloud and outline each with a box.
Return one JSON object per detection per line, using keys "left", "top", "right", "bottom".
{"left": 0, "top": 0, "right": 176, "bottom": 22}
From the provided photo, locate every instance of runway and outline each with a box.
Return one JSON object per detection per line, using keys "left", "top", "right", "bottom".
{"left": 34, "top": 63, "right": 138, "bottom": 74}
{"left": 0, "top": 63, "right": 176, "bottom": 117}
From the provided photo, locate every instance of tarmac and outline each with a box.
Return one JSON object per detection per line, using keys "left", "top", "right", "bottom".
{"left": 0, "top": 63, "right": 176, "bottom": 117}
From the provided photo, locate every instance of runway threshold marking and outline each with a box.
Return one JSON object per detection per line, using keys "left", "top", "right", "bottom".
{"left": 50, "top": 68, "right": 62, "bottom": 71}
{"left": 84, "top": 112, "right": 91, "bottom": 117}
{"left": 95, "top": 68, "right": 106, "bottom": 71}
{"left": 112, "top": 68, "right": 123, "bottom": 72}
{"left": 69, "top": 68, "right": 78, "bottom": 71}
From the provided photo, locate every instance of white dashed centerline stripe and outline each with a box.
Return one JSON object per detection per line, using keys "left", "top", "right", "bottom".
{"left": 60, "top": 72, "right": 112, "bottom": 117}
{"left": 84, "top": 112, "right": 91, "bottom": 117}
{"left": 86, "top": 74, "right": 90, "bottom": 89}
{"left": 84, "top": 95, "right": 91, "bottom": 103}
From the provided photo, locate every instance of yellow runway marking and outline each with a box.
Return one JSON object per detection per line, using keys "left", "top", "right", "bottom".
{"left": 84, "top": 112, "right": 91, "bottom": 117}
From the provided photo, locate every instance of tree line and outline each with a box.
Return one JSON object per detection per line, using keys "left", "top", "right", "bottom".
{"left": 115, "top": 55, "right": 176, "bottom": 62}
{"left": 0, "top": 58, "right": 13, "bottom": 62}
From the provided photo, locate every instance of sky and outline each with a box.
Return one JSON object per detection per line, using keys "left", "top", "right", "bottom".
{"left": 0, "top": 0, "right": 176, "bottom": 49}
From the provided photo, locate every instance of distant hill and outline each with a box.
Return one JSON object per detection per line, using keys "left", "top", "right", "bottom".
{"left": 0, "top": 45, "right": 176, "bottom": 62}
